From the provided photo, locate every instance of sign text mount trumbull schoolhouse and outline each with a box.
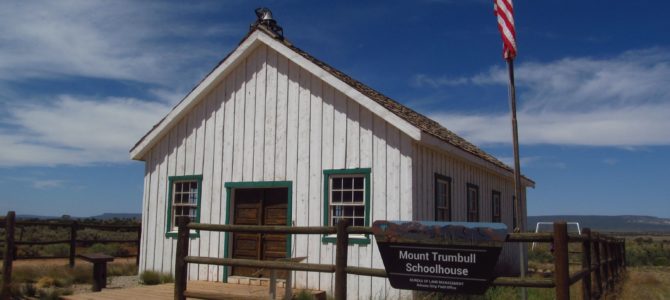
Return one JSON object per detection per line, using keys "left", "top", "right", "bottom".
{"left": 372, "top": 221, "right": 508, "bottom": 294}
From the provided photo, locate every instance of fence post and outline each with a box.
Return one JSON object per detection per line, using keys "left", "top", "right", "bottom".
{"left": 623, "top": 240, "right": 627, "bottom": 267}
{"left": 2, "top": 211, "right": 16, "bottom": 300}
{"left": 136, "top": 224, "right": 142, "bottom": 266}
{"left": 553, "top": 221, "right": 570, "bottom": 300}
{"left": 602, "top": 238, "right": 610, "bottom": 289}
{"left": 174, "top": 217, "right": 190, "bottom": 300}
{"left": 592, "top": 232, "right": 603, "bottom": 297}
{"left": 581, "top": 228, "right": 592, "bottom": 300}
{"left": 334, "top": 220, "right": 350, "bottom": 300}
{"left": 69, "top": 221, "right": 78, "bottom": 268}
{"left": 612, "top": 240, "right": 619, "bottom": 278}
{"left": 609, "top": 239, "right": 619, "bottom": 278}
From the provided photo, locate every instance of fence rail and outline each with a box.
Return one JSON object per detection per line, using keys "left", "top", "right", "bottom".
{"left": 174, "top": 219, "right": 625, "bottom": 300}
{"left": 1, "top": 211, "right": 141, "bottom": 299}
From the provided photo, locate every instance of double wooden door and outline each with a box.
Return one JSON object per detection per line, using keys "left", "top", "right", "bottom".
{"left": 231, "top": 188, "right": 288, "bottom": 278}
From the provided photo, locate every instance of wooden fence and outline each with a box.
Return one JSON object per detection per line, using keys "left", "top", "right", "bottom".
{"left": 1, "top": 211, "right": 141, "bottom": 299}
{"left": 173, "top": 218, "right": 625, "bottom": 300}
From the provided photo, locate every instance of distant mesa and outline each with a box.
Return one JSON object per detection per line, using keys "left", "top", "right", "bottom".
{"left": 16, "top": 212, "right": 141, "bottom": 221}
{"left": 529, "top": 215, "right": 670, "bottom": 233}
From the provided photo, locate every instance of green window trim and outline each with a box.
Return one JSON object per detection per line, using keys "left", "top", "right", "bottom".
{"left": 322, "top": 168, "right": 371, "bottom": 245}
{"left": 491, "top": 190, "right": 502, "bottom": 223}
{"left": 466, "top": 183, "right": 480, "bottom": 222}
{"left": 222, "top": 181, "right": 293, "bottom": 283}
{"left": 165, "top": 175, "right": 203, "bottom": 239}
{"left": 434, "top": 173, "right": 452, "bottom": 222}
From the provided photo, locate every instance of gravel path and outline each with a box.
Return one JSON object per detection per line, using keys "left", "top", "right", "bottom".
{"left": 71, "top": 275, "right": 140, "bottom": 295}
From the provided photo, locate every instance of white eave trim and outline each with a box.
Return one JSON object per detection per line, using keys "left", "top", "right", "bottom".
{"left": 130, "top": 30, "right": 421, "bottom": 160}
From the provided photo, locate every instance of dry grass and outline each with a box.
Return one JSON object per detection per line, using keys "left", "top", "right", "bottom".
{"left": 1, "top": 259, "right": 138, "bottom": 298}
{"left": 617, "top": 267, "right": 670, "bottom": 300}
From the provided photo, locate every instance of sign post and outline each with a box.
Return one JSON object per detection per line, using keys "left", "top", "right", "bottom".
{"left": 372, "top": 221, "right": 507, "bottom": 294}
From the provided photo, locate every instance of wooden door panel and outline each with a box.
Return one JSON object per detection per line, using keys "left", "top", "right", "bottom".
{"left": 231, "top": 187, "right": 288, "bottom": 278}
{"left": 264, "top": 207, "right": 286, "bottom": 225}
{"left": 232, "top": 234, "right": 260, "bottom": 256}
{"left": 234, "top": 207, "right": 261, "bottom": 224}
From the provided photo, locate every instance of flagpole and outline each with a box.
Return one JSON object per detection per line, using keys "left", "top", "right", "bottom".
{"left": 506, "top": 57, "right": 527, "bottom": 299}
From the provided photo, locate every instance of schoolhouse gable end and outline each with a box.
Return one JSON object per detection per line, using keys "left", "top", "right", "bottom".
{"left": 131, "top": 22, "right": 534, "bottom": 298}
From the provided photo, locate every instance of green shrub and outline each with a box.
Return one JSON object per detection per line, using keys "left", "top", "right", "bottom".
{"left": 43, "top": 244, "right": 70, "bottom": 257}
{"left": 653, "top": 257, "right": 669, "bottom": 266}
{"left": 140, "top": 270, "right": 173, "bottom": 285}
{"left": 160, "top": 273, "right": 174, "bottom": 283}
{"left": 21, "top": 283, "right": 37, "bottom": 297}
{"left": 67, "top": 266, "right": 93, "bottom": 285}
{"left": 108, "top": 263, "right": 138, "bottom": 276}
{"left": 528, "top": 248, "right": 553, "bottom": 264}
{"left": 140, "top": 270, "right": 161, "bottom": 285}
{"left": 295, "top": 289, "right": 315, "bottom": 300}
{"left": 85, "top": 243, "right": 129, "bottom": 257}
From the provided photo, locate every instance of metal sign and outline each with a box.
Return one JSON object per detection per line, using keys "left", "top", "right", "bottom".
{"left": 372, "top": 221, "right": 507, "bottom": 294}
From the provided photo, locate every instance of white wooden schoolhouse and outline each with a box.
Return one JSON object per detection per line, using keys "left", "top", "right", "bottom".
{"left": 130, "top": 14, "right": 534, "bottom": 299}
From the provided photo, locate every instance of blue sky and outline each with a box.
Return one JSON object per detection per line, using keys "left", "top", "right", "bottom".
{"left": 1, "top": 1, "right": 669, "bottom": 218}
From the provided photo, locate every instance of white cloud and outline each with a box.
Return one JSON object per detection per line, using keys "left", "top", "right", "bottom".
{"left": 0, "top": 1, "right": 236, "bottom": 85}
{"left": 0, "top": 1, "right": 240, "bottom": 167}
{"left": 602, "top": 158, "right": 618, "bottom": 166}
{"left": 32, "top": 179, "right": 65, "bottom": 189}
{"left": 426, "top": 48, "right": 670, "bottom": 146}
{"left": 412, "top": 74, "right": 470, "bottom": 88}
{"left": 0, "top": 96, "right": 170, "bottom": 167}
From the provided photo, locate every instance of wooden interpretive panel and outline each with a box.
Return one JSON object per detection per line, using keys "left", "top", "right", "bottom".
{"left": 372, "top": 221, "right": 507, "bottom": 294}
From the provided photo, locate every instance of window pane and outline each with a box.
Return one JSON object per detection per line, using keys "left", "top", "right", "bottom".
{"left": 343, "top": 177, "right": 352, "bottom": 189}
{"left": 353, "top": 191, "right": 363, "bottom": 203}
{"left": 354, "top": 218, "right": 364, "bottom": 226}
{"left": 343, "top": 191, "right": 352, "bottom": 202}
{"left": 333, "top": 178, "right": 342, "bottom": 189}
{"left": 354, "top": 206, "right": 364, "bottom": 217}
{"left": 354, "top": 177, "right": 364, "bottom": 189}
{"left": 332, "top": 191, "right": 342, "bottom": 203}
{"left": 332, "top": 206, "right": 343, "bottom": 217}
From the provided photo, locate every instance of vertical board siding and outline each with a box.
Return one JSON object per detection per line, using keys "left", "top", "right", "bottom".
{"left": 294, "top": 66, "right": 311, "bottom": 287}
{"left": 140, "top": 45, "right": 421, "bottom": 297}
{"left": 264, "top": 48, "right": 278, "bottom": 181}
{"left": 319, "top": 85, "right": 335, "bottom": 292}
{"left": 209, "top": 81, "right": 225, "bottom": 279}
{"left": 308, "top": 75, "right": 323, "bottom": 289}
{"left": 412, "top": 144, "right": 522, "bottom": 275}
{"left": 253, "top": 45, "right": 267, "bottom": 181}
{"left": 358, "top": 107, "right": 373, "bottom": 298}
{"left": 155, "top": 137, "right": 168, "bottom": 274}
{"left": 199, "top": 90, "right": 216, "bottom": 280}
{"left": 242, "top": 51, "right": 257, "bottom": 182}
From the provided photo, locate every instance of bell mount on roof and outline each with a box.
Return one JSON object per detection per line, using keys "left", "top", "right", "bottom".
{"left": 251, "top": 7, "right": 283, "bottom": 38}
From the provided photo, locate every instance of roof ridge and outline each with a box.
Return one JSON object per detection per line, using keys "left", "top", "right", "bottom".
{"left": 132, "top": 23, "right": 532, "bottom": 184}
{"left": 251, "top": 24, "right": 522, "bottom": 179}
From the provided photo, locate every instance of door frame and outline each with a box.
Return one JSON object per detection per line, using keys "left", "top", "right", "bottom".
{"left": 222, "top": 181, "right": 292, "bottom": 282}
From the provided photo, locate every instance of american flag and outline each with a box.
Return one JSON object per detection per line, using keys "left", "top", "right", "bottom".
{"left": 494, "top": 0, "right": 517, "bottom": 59}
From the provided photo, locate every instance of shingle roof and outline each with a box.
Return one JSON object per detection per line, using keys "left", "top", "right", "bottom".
{"left": 132, "top": 24, "right": 532, "bottom": 185}
{"left": 252, "top": 26, "right": 531, "bottom": 183}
